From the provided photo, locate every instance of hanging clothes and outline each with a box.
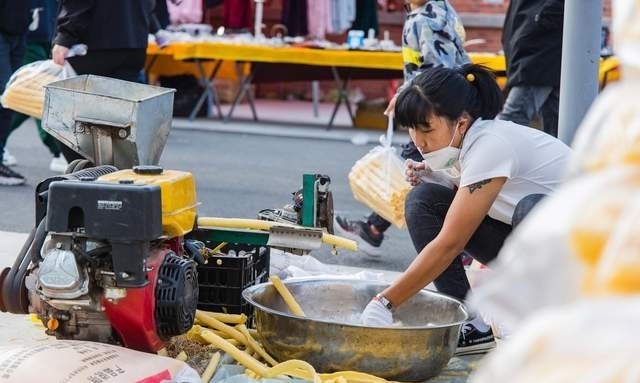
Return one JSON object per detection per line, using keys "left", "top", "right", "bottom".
{"left": 167, "top": 0, "right": 203, "bottom": 24}
{"left": 306, "top": 0, "right": 333, "bottom": 39}
{"left": 224, "top": 0, "right": 252, "bottom": 30}
{"left": 331, "top": 0, "right": 356, "bottom": 34}
{"left": 281, "top": 0, "right": 308, "bottom": 37}
{"left": 351, "top": 0, "right": 379, "bottom": 37}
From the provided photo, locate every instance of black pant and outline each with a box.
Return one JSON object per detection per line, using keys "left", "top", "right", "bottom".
{"left": 366, "top": 140, "right": 424, "bottom": 231}
{"left": 60, "top": 48, "right": 147, "bottom": 163}
{"left": 404, "top": 182, "right": 544, "bottom": 301}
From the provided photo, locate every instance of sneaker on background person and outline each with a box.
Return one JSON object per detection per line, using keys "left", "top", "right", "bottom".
{"left": 333, "top": 216, "right": 383, "bottom": 257}
{"left": 2, "top": 149, "right": 17, "bottom": 167}
{"left": 49, "top": 154, "right": 68, "bottom": 173}
{"left": 456, "top": 317, "right": 497, "bottom": 356}
{"left": 0, "top": 163, "right": 25, "bottom": 186}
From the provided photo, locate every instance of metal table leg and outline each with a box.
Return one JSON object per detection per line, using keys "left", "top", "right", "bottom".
{"left": 188, "top": 59, "right": 223, "bottom": 120}
{"left": 328, "top": 67, "right": 355, "bottom": 129}
{"left": 225, "top": 63, "right": 258, "bottom": 122}
{"left": 144, "top": 54, "right": 159, "bottom": 76}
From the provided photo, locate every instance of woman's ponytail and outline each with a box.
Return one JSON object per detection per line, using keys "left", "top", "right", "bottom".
{"left": 456, "top": 63, "right": 504, "bottom": 120}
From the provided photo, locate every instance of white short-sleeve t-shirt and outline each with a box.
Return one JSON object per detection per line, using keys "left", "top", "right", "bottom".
{"left": 457, "top": 119, "right": 572, "bottom": 224}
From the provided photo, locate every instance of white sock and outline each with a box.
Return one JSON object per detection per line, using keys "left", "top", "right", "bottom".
{"left": 468, "top": 316, "right": 491, "bottom": 332}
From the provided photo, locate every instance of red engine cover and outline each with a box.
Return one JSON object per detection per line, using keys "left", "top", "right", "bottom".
{"left": 102, "top": 249, "right": 168, "bottom": 352}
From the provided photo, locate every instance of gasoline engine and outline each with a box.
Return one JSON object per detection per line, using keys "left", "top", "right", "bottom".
{"left": 0, "top": 165, "right": 200, "bottom": 352}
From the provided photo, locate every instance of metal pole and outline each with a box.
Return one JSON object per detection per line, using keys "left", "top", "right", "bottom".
{"left": 312, "top": 81, "right": 320, "bottom": 118}
{"left": 558, "top": 0, "right": 602, "bottom": 145}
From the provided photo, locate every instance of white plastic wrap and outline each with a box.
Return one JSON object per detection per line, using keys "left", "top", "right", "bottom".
{"left": 470, "top": 298, "right": 640, "bottom": 383}
{"left": 612, "top": 0, "right": 640, "bottom": 68}
{"left": 468, "top": 167, "right": 640, "bottom": 331}
{"left": 568, "top": 0, "right": 640, "bottom": 176}
{"left": 568, "top": 81, "right": 640, "bottom": 175}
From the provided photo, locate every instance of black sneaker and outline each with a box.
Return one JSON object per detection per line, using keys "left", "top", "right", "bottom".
{"left": 455, "top": 321, "right": 496, "bottom": 356}
{"left": 0, "top": 163, "right": 25, "bottom": 186}
{"left": 333, "top": 216, "right": 383, "bottom": 257}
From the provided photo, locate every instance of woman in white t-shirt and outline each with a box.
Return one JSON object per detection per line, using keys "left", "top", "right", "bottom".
{"left": 360, "top": 63, "right": 572, "bottom": 355}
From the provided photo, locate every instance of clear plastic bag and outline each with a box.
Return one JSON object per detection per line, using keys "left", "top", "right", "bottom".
{"left": 568, "top": 81, "right": 640, "bottom": 175}
{"left": 348, "top": 117, "right": 411, "bottom": 228}
{"left": 470, "top": 298, "right": 640, "bottom": 383}
{"left": 568, "top": 0, "right": 640, "bottom": 176}
{"left": 0, "top": 60, "right": 76, "bottom": 119}
{"left": 612, "top": 0, "right": 640, "bottom": 68}
{"left": 468, "top": 167, "right": 640, "bottom": 331}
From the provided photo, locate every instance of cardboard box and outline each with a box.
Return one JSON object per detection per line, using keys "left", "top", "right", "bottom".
{"left": 354, "top": 98, "right": 389, "bottom": 130}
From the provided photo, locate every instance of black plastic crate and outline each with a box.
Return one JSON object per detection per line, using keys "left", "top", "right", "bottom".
{"left": 190, "top": 239, "right": 270, "bottom": 325}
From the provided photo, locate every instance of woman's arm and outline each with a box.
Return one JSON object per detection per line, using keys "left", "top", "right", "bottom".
{"left": 381, "top": 176, "right": 506, "bottom": 307}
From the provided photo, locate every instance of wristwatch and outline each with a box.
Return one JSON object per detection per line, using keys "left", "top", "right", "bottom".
{"left": 374, "top": 293, "right": 393, "bottom": 311}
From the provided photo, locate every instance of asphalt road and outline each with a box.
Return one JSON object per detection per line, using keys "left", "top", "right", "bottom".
{"left": 1, "top": 118, "right": 418, "bottom": 272}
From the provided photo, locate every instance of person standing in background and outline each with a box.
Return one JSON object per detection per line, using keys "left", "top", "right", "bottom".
{"left": 498, "top": 0, "right": 564, "bottom": 138}
{"left": 8, "top": 0, "right": 67, "bottom": 173}
{"left": 0, "top": 0, "right": 30, "bottom": 185}
{"left": 51, "top": 0, "right": 155, "bottom": 163}
{"left": 334, "top": 0, "right": 470, "bottom": 256}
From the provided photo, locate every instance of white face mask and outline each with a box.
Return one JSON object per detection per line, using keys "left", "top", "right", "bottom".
{"left": 421, "top": 121, "right": 462, "bottom": 172}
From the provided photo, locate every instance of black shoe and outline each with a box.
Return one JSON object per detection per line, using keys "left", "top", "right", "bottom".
{"left": 455, "top": 321, "right": 496, "bottom": 356}
{"left": 0, "top": 163, "right": 25, "bottom": 186}
{"left": 333, "top": 216, "right": 383, "bottom": 257}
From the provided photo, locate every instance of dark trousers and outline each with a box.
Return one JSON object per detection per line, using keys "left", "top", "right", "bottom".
{"left": 404, "top": 182, "right": 544, "bottom": 301}
{"left": 60, "top": 48, "right": 147, "bottom": 162}
{"left": 499, "top": 85, "right": 560, "bottom": 138}
{"left": 366, "top": 140, "right": 424, "bottom": 231}
{"left": 0, "top": 33, "right": 26, "bottom": 153}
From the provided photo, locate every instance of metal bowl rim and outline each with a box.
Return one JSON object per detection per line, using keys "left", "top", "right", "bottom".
{"left": 242, "top": 277, "right": 469, "bottom": 330}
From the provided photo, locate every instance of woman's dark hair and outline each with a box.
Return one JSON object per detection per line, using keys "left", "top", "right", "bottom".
{"left": 394, "top": 63, "right": 504, "bottom": 129}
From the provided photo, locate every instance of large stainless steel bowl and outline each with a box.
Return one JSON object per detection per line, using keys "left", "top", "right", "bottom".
{"left": 242, "top": 278, "right": 468, "bottom": 381}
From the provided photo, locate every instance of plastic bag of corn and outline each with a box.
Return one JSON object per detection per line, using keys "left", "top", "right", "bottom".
{"left": 348, "top": 117, "right": 411, "bottom": 228}
{"left": 1, "top": 60, "right": 75, "bottom": 119}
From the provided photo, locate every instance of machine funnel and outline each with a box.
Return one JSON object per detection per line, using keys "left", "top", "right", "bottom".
{"left": 42, "top": 75, "right": 175, "bottom": 169}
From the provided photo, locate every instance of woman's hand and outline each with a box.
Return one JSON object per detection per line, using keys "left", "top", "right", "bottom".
{"left": 52, "top": 44, "right": 69, "bottom": 66}
{"left": 405, "top": 159, "right": 428, "bottom": 186}
{"left": 361, "top": 299, "right": 393, "bottom": 326}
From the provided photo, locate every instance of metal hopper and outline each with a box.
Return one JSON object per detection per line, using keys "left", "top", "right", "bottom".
{"left": 42, "top": 75, "right": 175, "bottom": 169}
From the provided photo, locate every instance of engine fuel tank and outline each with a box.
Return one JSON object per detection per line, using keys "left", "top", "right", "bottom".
{"left": 98, "top": 166, "right": 198, "bottom": 237}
